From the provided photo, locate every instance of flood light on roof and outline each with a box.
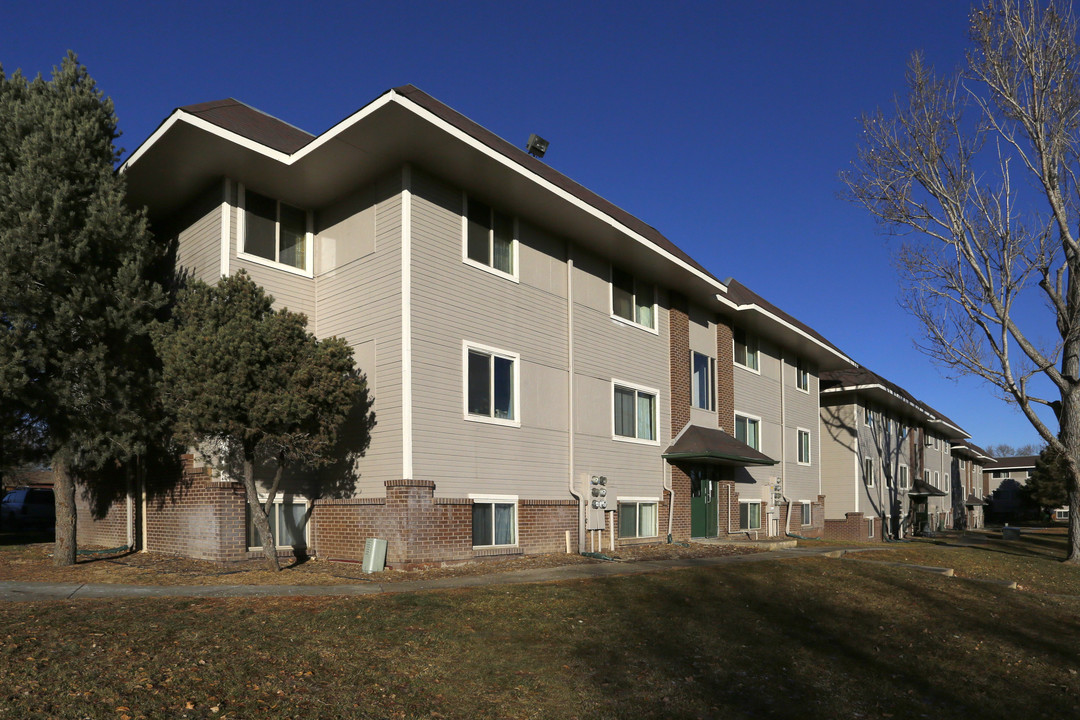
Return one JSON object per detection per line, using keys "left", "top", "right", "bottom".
{"left": 526, "top": 133, "right": 549, "bottom": 158}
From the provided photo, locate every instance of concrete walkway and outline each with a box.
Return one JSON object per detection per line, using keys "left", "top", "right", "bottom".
{"left": 0, "top": 546, "right": 847, "bottom": 603}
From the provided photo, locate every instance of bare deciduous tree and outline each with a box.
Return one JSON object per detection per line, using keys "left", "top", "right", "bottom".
{"left": 842, "top": 0, "right": 1080, "bottom": 562}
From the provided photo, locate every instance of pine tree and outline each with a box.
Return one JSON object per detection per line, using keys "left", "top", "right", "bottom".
{"left": 0, "top": 53, "right": 166, "bottom": 564}
{"left": 155, "top": 272, "right": 365, "bottom": 571}
{"left": 1027, "top": 446, "right": 1071, "bottom": 518}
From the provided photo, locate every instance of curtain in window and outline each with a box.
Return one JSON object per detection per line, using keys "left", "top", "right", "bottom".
{"left": 638, "top": 503, "right": 657, "bottom": 537}
{"left": 493, "top": 355, "right": 513, "bottom": 419}
{"left": 614, "top": 386, "right": 635, "bottom": 437}
{"left": 635, "top": 281, "right": 654, "bottom": 328}
{"left": 472, "top": 503, "right": 492, "bottom": 546}
{"left": 468, "top": 351, "right": 490, "bottom": 416}
{"left": 467, "top": 199, "right": 491, "bottom": 264}
{"left": 692, "top": 353, "right": 710, "bottom": 409}
{"left": 494, "top": 503, "right": 515, "bottom": 545}
{"left": 493, "top": 211, "right": 513, "bottom": 273}
{"left": 278, "top": 501, "right": 307, "bottom": 547}
{"left": 611, "top": 268, "right": 634, "bottom": 321}
{"left": 278, "top": 203, "right": 307, "bottom": 270}
{"left": 244, "top": 191, "right": 277, "bottom": 261}
{"left": 619, "top": 503, "right": 637, "bottom": 537}
{"left": 637, "top": 392, "right": 655, "bottom": 440}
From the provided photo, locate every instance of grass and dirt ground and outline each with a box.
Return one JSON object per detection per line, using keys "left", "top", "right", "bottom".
{"left": 0, "top": 528, "right": 1078, "bottom": 719}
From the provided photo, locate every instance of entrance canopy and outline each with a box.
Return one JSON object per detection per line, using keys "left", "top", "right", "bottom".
{"left": 909, "top": 478, "right": 948, "bottom": 497}
{"left": 662, "top": 425, "right": 777, "bottom": 467}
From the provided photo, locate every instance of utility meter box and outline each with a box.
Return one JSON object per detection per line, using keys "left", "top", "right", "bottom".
{"left": 362, "top": 537, "right": 387, "bottom": 573}
{"left": 586, "top": 474, "right": 610, "bottom": 529}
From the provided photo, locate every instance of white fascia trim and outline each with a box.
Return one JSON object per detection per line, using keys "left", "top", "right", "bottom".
{"left": 618, "top": 496, "right": 660, "bottom": 503}
{"left": 715, "top": 293, "right": 855, "bottom": 368}
{"left": 389, "top": 92, "right": 728, "bottom": 294}
{"left": 820, "top": 382, "right": 969, "bottom": 438}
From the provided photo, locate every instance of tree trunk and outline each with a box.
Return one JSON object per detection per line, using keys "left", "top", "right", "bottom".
{"left": 53, "top": 460, "right": 77, "bottom": 567}
{"left": 242, "top": 455, "right": 280, "bottom": 572}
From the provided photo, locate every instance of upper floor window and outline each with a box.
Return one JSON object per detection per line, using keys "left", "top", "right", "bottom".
{"left": 465, "top": 196, "right": 517, "bottom": 280}
{"left": 797, "top": 429, "right": 811, "bottom": 465}
{"left": 240, "top": 186, "right": 310, "bottom": 273}
{"left": 464, "top": 342, "right": 519, "bottom": 426}
{"left": 735, "top": 414, "right": 760, "bottom": 450}
{"left": 611, "top": 266, "right": 655, "bottom": 330}
{"left": 899, "top": 465, "right": 909, "bottom": 490}
{"left": 865, "top": 407, "right": 876, "bottom": 431}
{"left": 796, "top": 358, "right": 810, "bottom": 392}
{"left": 613, "top": 382, "right": 657, "bottom": 443}
{"left": 733, "top": 328, "right": 759, "bottom": 371}
{"left": 864, "top": 457, "right": 875, "bottom": 487}
{"left": 691, "top": 351, "right": 716, "bottom": 411}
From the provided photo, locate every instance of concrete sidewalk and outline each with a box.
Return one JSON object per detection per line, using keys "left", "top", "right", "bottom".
{"left": 0, "top": 546, "right": 846, "bottom": 603}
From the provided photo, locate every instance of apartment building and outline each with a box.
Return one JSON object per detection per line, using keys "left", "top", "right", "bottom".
{"left": 950, "top": 440, "right": 993, "bottom": 529}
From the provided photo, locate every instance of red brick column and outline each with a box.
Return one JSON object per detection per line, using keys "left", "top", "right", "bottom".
{"left": 716, "top": 315, "right": 735, "bottom": 433}
{"left": 668, "top": 292, "right": 691, "bottom": 541}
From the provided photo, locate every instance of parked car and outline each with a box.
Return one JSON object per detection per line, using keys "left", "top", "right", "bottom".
{"left": 0, "top": 487, "right": 55, "bottom": 531}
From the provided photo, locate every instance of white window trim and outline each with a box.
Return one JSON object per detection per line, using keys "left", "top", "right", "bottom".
{"left": 690, "top": 351, "right": 717, "bottom": 412}
{"left": 608, "top": 265, "right": 659, "bottom": 334}
{"left": 236, "top": 183, "right": 314, "bottom": 278}
{"left": 734, "top": 411, "right": 762, "bottom": 451}
{"left": 867, "top": 517, "right": 875, "bottom": 538}
{"left": 246, "top": 494, "right": 310, "bottom": 551}
{"left": 739, "top": 499, "right": 762, "bottom": 530}
{"left": 795, "top": 358, "right": 810, "bottom": 394}
{"left": 733, "top": 328, "right": 761, "bottom": 374}
{"left": 461, "top": 193, "right": 520, "bottom": 283}
{"left": 934, "top": 471, "right": 940, "bottom": 488}
{"left": 462, "top": 341, "right": 521, "bottom": 428}
{"left": 899, "top": 463, "right": 910, "bottom": 491}
{"left": 611, "top": 379, "right": 661, "bottom": 445}
{"left": 468, "top": 493, "right": 519, "bottom": 549}
{"left": 796, "top": 427, "right": 812, "bottom": 466}
{"left": 800, "top": 500, "right": 813, "bottom": 526}
{"left": 618, "top": 497, "right": 660, "bottom": 538}
{"left": 944, "top": 473, "right": 950, "bottom": 492}
{"left": 864, "top": 457, "right": 875, "bottom": 488}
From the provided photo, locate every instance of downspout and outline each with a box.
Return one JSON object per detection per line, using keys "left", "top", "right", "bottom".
{"left": 566, "top": 246, "right": 584, "bottom": 552}
{"left": 781, "top": 354, "right": 792, "bottom": 537}
{"left": 665, "top": 457, "right": 674, "bottom": 542}
{"left": 125, "top": 459, "right": 135, "bottom": 549}
{"left": 140, "top": 466, "right": 148, "bottom": 553}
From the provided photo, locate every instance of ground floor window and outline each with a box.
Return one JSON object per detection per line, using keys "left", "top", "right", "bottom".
{"left": 619, "top": 499, "right": 659, "bottom": 538}
{"left": 1055, "top": 508, "right": 1070, "bottom": 521}
{"left": 800, "top": 501, "right": 812, "bottom": 526}
{"left": 739, "top": 501, "right": 761, "bottom": 530}
{"left": 471, "top": 497, "right": 517, "bottom": 547}
{"left": 246, "top": 496, "right": 309, "bottom": 549}
{"left": 867, "top": 517, "right": 875, "bottom": 538}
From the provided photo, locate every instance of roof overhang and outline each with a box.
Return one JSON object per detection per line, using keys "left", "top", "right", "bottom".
{"left": 908, "top": 479, "right": 949, "bottom": 497}
{"left": 662, "top": 425, "right": 778, "bottom": 467}
{"left": 715, "top": 294, "right": 855, "bottom": 372}
{"left": 821, "top": 383, "right": 969, "bottom": 440}
{"left": 122, "top": 88, "right": 729, "bottom": 308}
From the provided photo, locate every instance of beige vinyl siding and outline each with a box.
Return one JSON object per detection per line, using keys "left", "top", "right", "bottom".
{"left": 408, "top": 170, "right": 571, "bottom": 499}
{"left": 571, "top": 247, "right": 670, "bottom": 503}
{"left": 311, "top": 172, "right": 405, "bottom": 496}
{"left": 782, "top": 355, "right": 819, "bottom": 501}
{"left": 820, "top": 402, "right": 857, "bottom": 515}
{"left": 733, "top": 335, "right": 781, "bottom": 488}
{"left": 170, "top": 181, "right": 222, "bottom": 284}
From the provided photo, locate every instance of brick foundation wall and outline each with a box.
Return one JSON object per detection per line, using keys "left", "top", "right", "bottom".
{"left": 775, "top": 495, "right": 826, "bottom": 539}
{"left": 144, "top": 454, "right": 247, "bottom": 562}
{"left": 75, "top": 488, "right": 130, "bottom": 549}
{"left": 823, "top": 511, "right": 885, "bottom": 542}
{"left": 310, "top": 480, "right": 580, "bottom": 569}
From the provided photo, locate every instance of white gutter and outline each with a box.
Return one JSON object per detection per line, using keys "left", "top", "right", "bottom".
{"left": 715, "top": 294, "right": 855, "bottom": 368}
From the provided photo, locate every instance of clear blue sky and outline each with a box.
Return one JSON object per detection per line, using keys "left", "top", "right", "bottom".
{"left": 1, "top": 0, "right": 1049, "bottom": 451}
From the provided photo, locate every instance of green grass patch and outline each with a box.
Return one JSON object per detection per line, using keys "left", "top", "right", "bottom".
{"left": 2, "top": 558, "right": 1078, "bottom": 719}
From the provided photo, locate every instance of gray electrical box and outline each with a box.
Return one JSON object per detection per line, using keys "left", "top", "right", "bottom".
{"left": 362, "top": 537, "right": 387, "bottom": 573}
{"left": 586, "top": 474, "right": 610, "bottom": 529}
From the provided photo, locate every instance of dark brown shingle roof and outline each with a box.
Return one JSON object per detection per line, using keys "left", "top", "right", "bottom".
{"left": 663, "top": 425, "right": 777, "bottom": 467}
{"left": 179, "top": 98, "right": 315, "bottom": 154}
{"left": 986, "top": 455, "right": 1039, "bottom": 470}
{"left": 820, "top": 366, "right": 967, "bottom": 436}
{"left": 723, "top": 278, "right": 848, "bottom": 359}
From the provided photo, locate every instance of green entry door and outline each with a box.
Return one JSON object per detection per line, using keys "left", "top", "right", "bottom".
{"left": 690, "top": 468, "right": 719, "bottom": 538}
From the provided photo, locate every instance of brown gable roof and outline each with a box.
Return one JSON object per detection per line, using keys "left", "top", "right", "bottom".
{"left": 662, "top": 424, "right": 777, "bottom": 467}
{"left": 986, "top": 455, "right": 1039, "bottom": 470}
{"left": 820, "top": 366, "right": 967, "bottom": 436}
{"left": 179, "top": 98, "right": 315, "bottom": 154}
{"left": 723, "top": 278, "right": 848, "bottom": 358}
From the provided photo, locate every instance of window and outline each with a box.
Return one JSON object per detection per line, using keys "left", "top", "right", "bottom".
{"left": 934, "top": 471, "right": 940, "bottom": 488}
{"left": 944, "top": 473, "right": 950, "bottom": 492}
{"left": 959, "top": 458, "right": 966, "bottom": 470}
{"left": 867, "top": 517, "right": 875, "bottom": 538}
{"left": 1055, "top": 508, "right": 1070, "bottom": 521}
{"left": 800, "top": 501, "right": 812, "bottom": 526}
{"left": 610, "top": 266, "right": 655, "bottom": 329}
{"left": 797, "top": 429, "right": 811, "bottom": 465}
{"left": 246, "top": 497, "right": 309, "bottom": 549}
{"left": 240, "top": 186, "right": 310, "bottom": 272}
{"left": 465, "top": 196, "right": 516, "bottom": 278}
{"left": 796, "top": 358, "right": 810, "bottom": 392}
{"left": 618, "top": 500, "right": 659, "bottom": 538}
{"left": 613, "top": 382, "right": 658, "bottom": 442}
{"left": 464, "top": 343, "right": 519, "bottom": 425}
{"left": 899, "top": 465, "right": 909, "bottom": 490}
{"left": 472, "top": 498, "right": 516, "bottom": 547}
{"left": 691, "top": 352, "right": 716, "bottom": 411}
{"left": 739, "top": 501, "right": 762, "bottom": 530}
{"left": 865, "top": 407, "right": 876, "bottom": 430}
{"left": 864, "top": 457, "right": 875, "bottom": 487}
{"left": 733, "top": 328, "right": 759, "bottom": 371}
{"left": 925, "top": 469, "right": 932, "bottom": 484}
{"left": 735, "top": 414, "right": 760, "bottom": 450}
{"left": 992, "top": 470, "right": 1003, "bottom": 478}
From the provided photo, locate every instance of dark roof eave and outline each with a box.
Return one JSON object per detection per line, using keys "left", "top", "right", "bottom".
{"left": 661, "top": 451, "right": 778, "bottom": 467}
